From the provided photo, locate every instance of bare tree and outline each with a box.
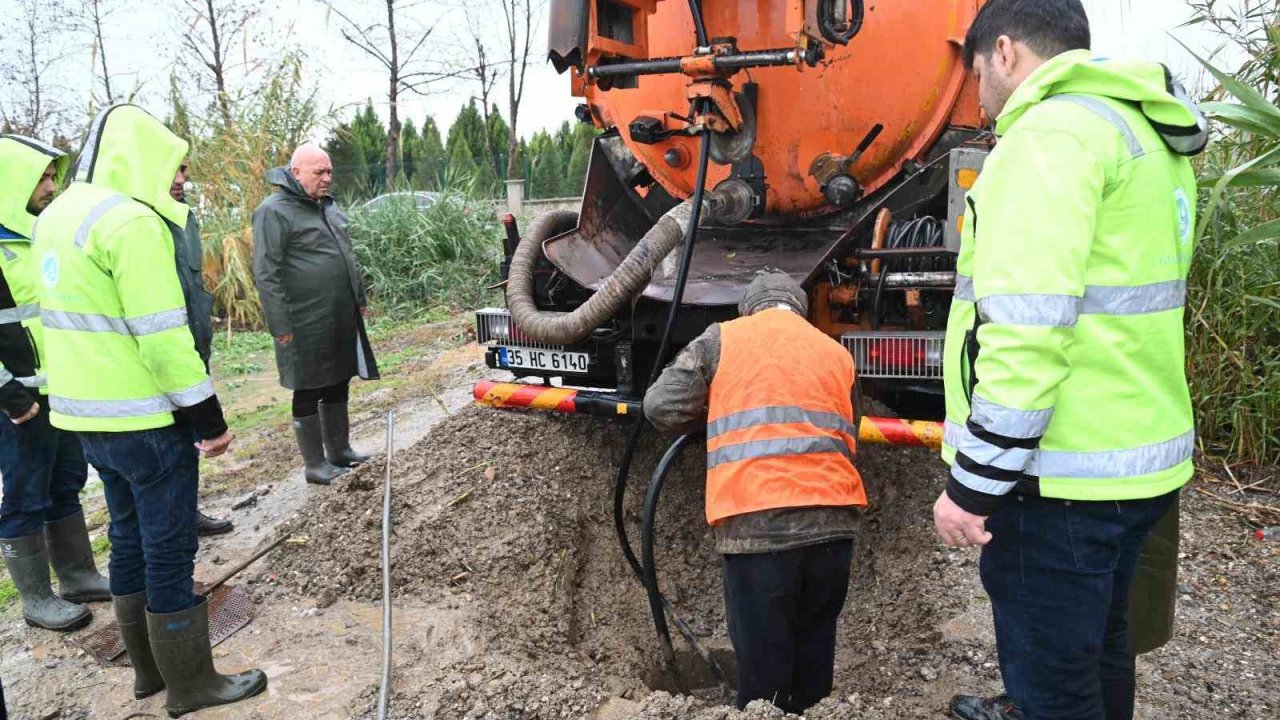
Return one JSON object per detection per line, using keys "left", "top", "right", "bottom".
{"left": 76, "top": 0, "right": 117, "bottom": 105}
{"left": 0, "top": 0, "right": 72, "bottom": 137}
{"left": 464, "top": 17, "right": 500, "bottom": 174}
{"left": 180, "top": 0, "right": 258, "bottom": 128}
{"left": 325, "top": 0, "right": 463, "bottom": 191}
{"left": 500, "top": 0, "right": 538, "bottom": 179}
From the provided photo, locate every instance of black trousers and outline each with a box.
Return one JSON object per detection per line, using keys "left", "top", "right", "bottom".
{"left": 722, "top": 539, "right": 853, "bottom": 714}
{"left": 291, "top": 381, "right": 350, "bottom": 418}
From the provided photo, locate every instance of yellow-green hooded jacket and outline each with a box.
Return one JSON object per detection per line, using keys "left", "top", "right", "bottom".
{"left": 942, "top": 52, "right": 1207, "bottom": 515}
{"left": 0, "top": 135, "right": 68, "bottom": 417}
{"left": 34, "top": 104, "right": 226, "bottom": 437}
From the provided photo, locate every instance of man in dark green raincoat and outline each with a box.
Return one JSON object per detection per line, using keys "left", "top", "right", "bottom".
{"left": 252, "top": 144, "right": 379, "bottom": 485}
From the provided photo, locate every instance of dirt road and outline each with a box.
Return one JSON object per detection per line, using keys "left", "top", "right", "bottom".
{"left": 1, "top": 326, "right": 1276, "bottom": 719}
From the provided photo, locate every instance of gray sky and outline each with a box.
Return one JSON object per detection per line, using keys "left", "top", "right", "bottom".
{"left": 0, "top": 0, "right": 1248, "bottom": 142}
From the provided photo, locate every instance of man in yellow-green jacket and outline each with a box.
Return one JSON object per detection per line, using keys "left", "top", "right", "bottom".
{"left": 35, "top": 104, "right": 265, "bottom": 716}
{"left": 931, "top": 2, "right": 1207, "bottom": 719}
{"left": 0, "top": 135, "right": 111, "bottom": 633}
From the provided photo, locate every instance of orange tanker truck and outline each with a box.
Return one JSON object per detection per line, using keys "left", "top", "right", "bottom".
{"left": 475, "top": 0, "right": 988, "bottom": 428}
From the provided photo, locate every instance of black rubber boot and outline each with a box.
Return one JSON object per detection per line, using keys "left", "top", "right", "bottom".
{"left": 950, "top": 694, "right": 1025, "bottom": 720}
{"left": 146, "top": 597, "right": 268, "bottom": 718}
{"left": 0, "top": 533, "right": 92, "bottom": 631}
{"left": 44, "top": 510, "right": 111, "bottom": 602}
{"left": 196, "top": 510, "right": 233, "bottom": 537}
{"left": 318, "top": 401, "right": 371, "bottom": 467}
{"left": 292, "top": 414, "right": 348, "bottom": 485}
{"left": 113, "top": 591, "right": 165, "bottom": 699}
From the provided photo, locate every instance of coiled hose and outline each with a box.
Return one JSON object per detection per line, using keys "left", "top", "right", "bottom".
{"left": 506, "top": 199, "right": 713, "bottom": 345}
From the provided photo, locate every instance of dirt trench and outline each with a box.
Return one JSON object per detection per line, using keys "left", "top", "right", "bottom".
{"left": 269, "top": 406, "right": 1000, "bottom": 719}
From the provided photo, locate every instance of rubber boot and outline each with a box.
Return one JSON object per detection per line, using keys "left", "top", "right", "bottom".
{"left": 0, "top": 533, "right": 92, "bottom": 631}
{"left": 292, "top": 415, "right": 347, "bottom": 485}
{"left": 318, "top": 401, "right": 371, "bottom": 467}
{"left": 196, "top": 510, "right": 233, "bottom": 537}
{"left": 146, "top": 597, "right": 267, "bottom": 718}
{"left": 44, "top": 510, "right": 112, "bottom": 602}
{"left": 950, "top": 694, "right": 1024, "bottom": 720}
{"left": 113, "top": 591, "right": 165, "bottom": 699}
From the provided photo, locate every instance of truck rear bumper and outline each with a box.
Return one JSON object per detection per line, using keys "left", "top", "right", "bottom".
{"left": 473, "top": 381, "right": 943, "bottom": 449}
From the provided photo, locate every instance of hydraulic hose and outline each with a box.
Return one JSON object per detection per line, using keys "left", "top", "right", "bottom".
{"left": 506, "top": 197, "right": 714, "bottom": 345}
{"left": 608, "top": 121, "right": 728, "bottom": 695}
{"left": 643, "top": 433, "right": 731, "bottom": 695}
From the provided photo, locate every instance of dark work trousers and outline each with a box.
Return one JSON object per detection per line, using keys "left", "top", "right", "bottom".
{"left": 0, "top": 402, "right": 89, "bottom": 538}
{"left": 78, "top": 422, "right": 199, "bottom": 614}
{"left": 981, "top": 490, "right": 1178, "bottom": 720}
{"left": 291, "top": 381, "right": 349, "bottom": 418}
{"left": 722, "top": 539, "right": 854, "bottom": 714}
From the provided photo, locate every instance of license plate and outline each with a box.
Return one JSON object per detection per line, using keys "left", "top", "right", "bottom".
{"left": 498, "top": 347, "right": 590, "bottom": 373}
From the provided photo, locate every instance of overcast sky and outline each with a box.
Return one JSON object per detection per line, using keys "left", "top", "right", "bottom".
{"left": 0, "top": 0, "right": 1249, "bottom": 142}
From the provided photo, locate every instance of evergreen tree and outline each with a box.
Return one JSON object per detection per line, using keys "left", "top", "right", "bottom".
{"left": 446, "top": 135, "right": 479, "bottom": 191}
{"left": 400, "top": 118, "right": 421, "bottom": 188}
{"left": 325, "top": 122, "right": 368, "bottom": 196}
{"left": 350, "top": 101, "right": 388, "bottom": 197}
{"left": 528, "top": 130, "right": 563, "bottom": 199}
{"left": 447, "top": 101, "right": 489, "bottom": 175}
{"left": 562, "top": 123, "right": 598, "bottom": 197}
{"left": 418, "top": 117, "right": 446, "bottom": 190}
{"left": 486, "top": 105, "right": 510, "bottom": 178}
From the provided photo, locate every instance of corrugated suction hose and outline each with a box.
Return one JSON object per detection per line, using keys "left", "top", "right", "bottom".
{"left": 506, "top": 198, "right": 717, "bottom": 344}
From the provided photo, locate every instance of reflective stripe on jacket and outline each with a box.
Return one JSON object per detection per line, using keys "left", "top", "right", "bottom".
{"left": 706, "top": 308, "right": 866, "bottom": 524}
{"left": 34, "top": 105, "right": 213, "bottom": 433}
{"left": 941, "top": 52, "right": 1205, "bottom": 512}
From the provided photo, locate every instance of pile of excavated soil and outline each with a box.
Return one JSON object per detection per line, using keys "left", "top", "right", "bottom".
{"left": 271, "top": 407, "right": 1278, "bottom": 719}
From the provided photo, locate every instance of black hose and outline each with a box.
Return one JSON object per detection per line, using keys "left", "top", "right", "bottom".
{"left": 641, "top": 433, "right": 696, "bottom": 692}
{"left": 611, "top": 113, "right": 717, "bottom": 692}
{"left": 688, "top": 0, "right": 709, "bottom": 47}
{"left": 871, "top": 216, "right": 944, "bottom": 329}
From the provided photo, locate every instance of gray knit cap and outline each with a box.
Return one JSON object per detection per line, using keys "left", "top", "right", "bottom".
{"left": 738, "top": 269, "right": 809, "bottom": 316}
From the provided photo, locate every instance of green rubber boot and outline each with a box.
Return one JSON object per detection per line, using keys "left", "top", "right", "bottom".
{"left": 318, "top": 401, "right": 371, "bottom": 467}
{"left": 45, "top": 510, "right": 111, "bottom": 602}
{"left": 0, "top": 532, "right": 92, "bottom": 631}
{"left": 113, "top": 591, "right": 165, "bottom": 699}
{"left": 292, "top": 414, "right": 348, "bottom": 485}
{"left": 146, "top": 597, "right": 267, "bottom": 718}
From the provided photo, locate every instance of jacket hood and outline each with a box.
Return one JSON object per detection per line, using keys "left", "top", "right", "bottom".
{"left": 265, "top": 166, "right": 313, "bottom": 200}
{"left": 75, "top": 104, "right": 190, "bottom": 226}
{"left": 0, "top": 135, "right": 69, "bottom": 239}
{"left": 997, "top": 50, "right": 1209, "bottom": 156}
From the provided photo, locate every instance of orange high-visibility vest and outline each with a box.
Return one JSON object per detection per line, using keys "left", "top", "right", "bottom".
{"left": 705, "top": 308, "right": 866, "bottom": 524}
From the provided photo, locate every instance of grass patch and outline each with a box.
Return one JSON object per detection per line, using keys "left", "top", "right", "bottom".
{"left": 0, "top": 578, "right": 16, "bottom": 613}
{"left": 211, "top": 329, "right": 274, "bottom": 377}
{"left": 91, "top": 534, "right": 111, "bottom": 558}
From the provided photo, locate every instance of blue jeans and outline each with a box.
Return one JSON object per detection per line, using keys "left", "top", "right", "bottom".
{"left": 722, "top": 539, "right": 853, "bottom": 714}
{"left": 980, "top": 491, "right": 1178, "bottom": 720}
{"left": 78, "top": 423, "right": 198, "bottom": 614}
{"left": 0, "top": 402, "right": 89, "bottom": 538}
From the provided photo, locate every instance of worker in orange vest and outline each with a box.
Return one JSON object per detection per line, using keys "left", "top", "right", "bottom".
{"left": 645, "top": 269, "right": 867, "bottom": 714}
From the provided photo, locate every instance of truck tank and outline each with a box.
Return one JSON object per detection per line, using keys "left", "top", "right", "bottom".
{"left": 478, "top": 0, "right": 992, "bottom": 408}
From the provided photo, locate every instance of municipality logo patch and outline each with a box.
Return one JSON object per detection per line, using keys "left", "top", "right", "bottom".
{"left": 1175, "top": 188, "right": 1192, "bottom": 245}
{"left": 40, "top": 251, "right": 59, "bottom": 287}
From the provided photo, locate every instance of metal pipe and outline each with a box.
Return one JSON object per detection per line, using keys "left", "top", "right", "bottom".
{"left": 587, "top": 49, "right": 798, "bottom": 79}
{"left": 853, "top": 247, "right": 957, "bottom": 260}
{"left": 376, "top": 412, "right": 394, "bottom": 720}
{"left": 867, "top": 271, "right": 957, "bottom": 287}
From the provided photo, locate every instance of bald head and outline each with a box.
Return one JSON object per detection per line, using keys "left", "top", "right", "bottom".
{"left": 290, "top": 143, "right": 333, "bottom": 199}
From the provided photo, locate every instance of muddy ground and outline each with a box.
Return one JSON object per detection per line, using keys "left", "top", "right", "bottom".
{"left": 2, "top": 329, "right": 1277, "bottom": 718}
